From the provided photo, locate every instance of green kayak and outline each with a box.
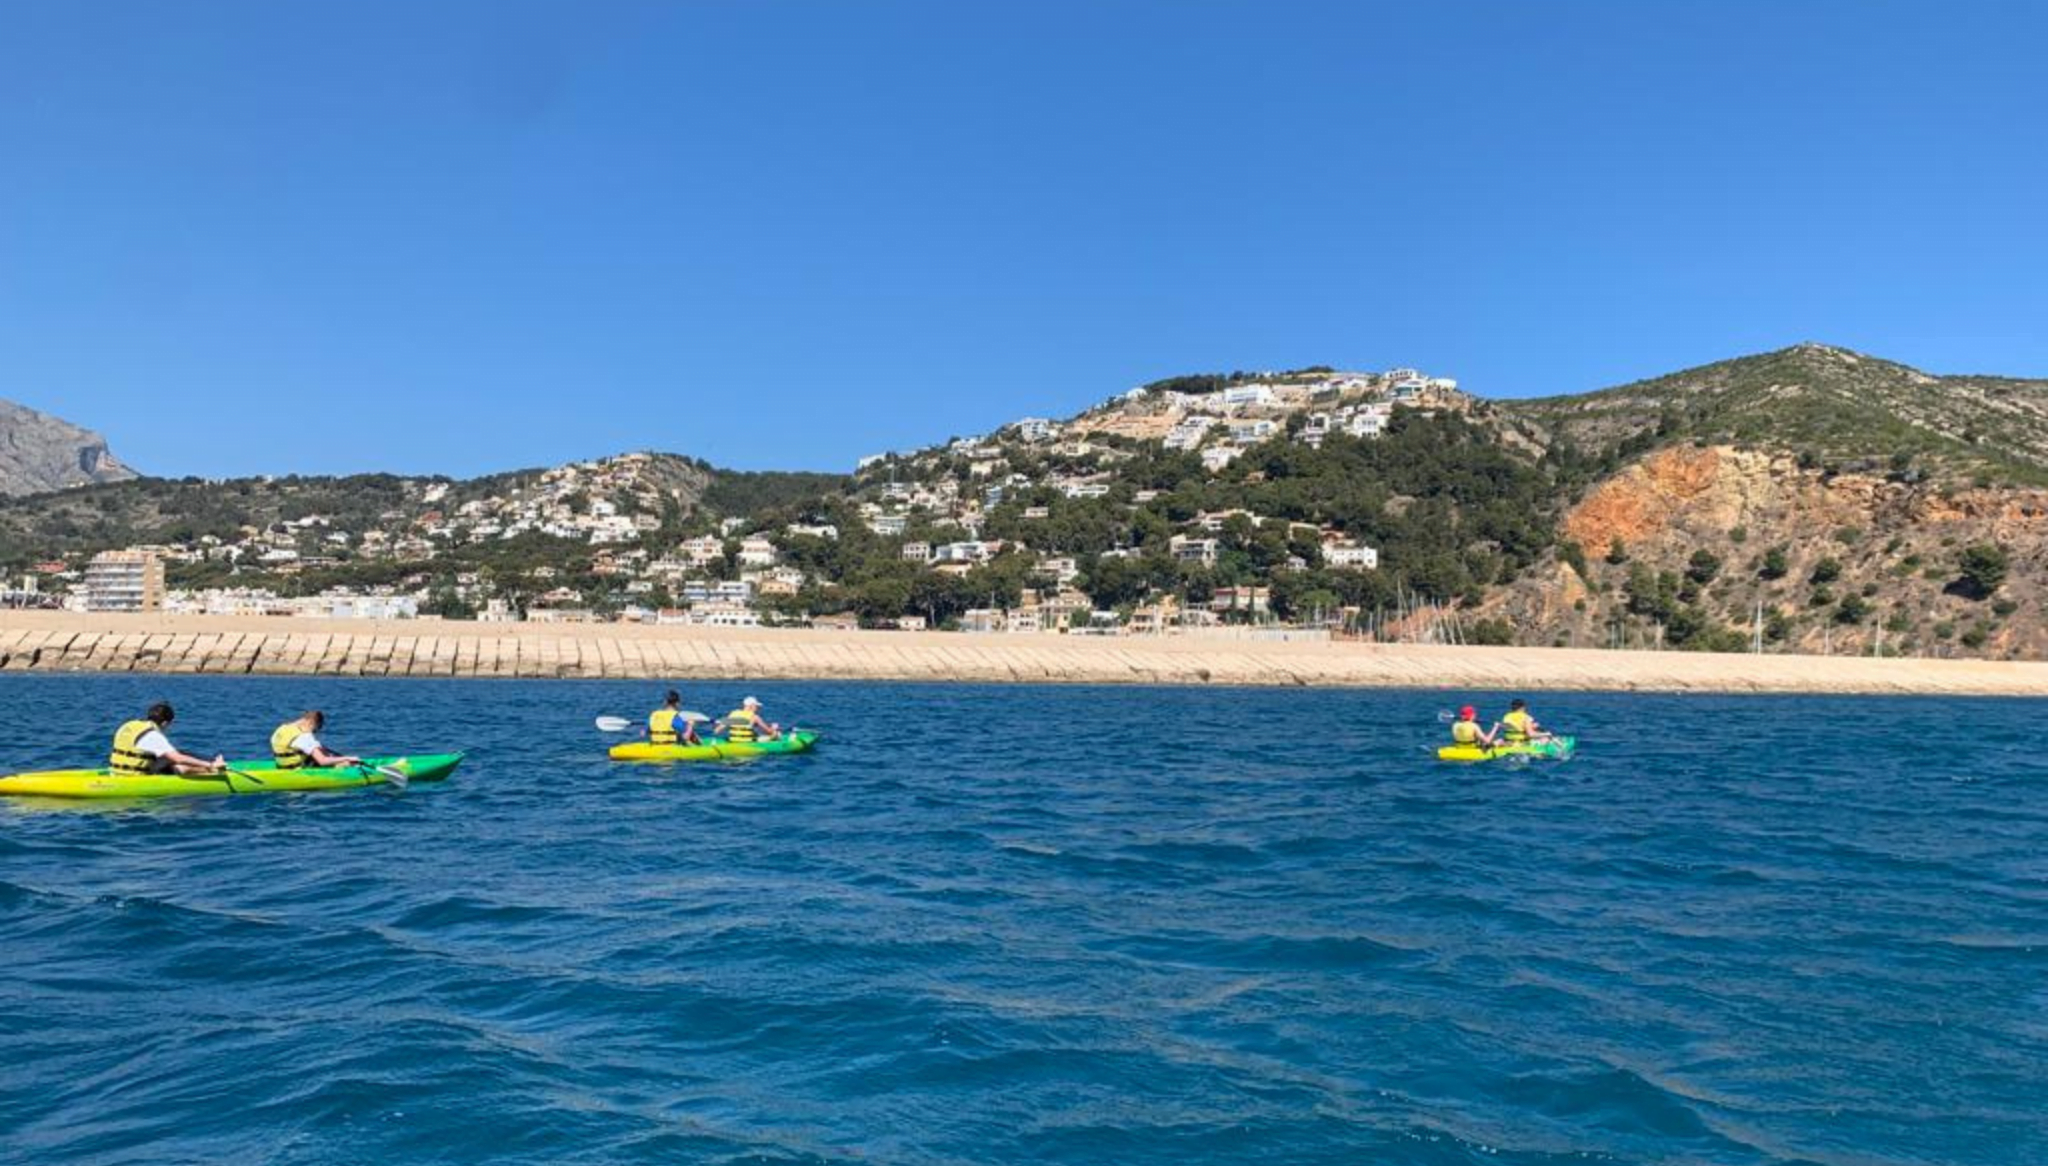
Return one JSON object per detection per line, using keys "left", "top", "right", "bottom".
{"left": 0, "top": 753, "right": 465, "bottom": 799}
{"left": 610, "top": 731, "right": 820, "bottom": 762}
{"left": 1437, "top": 736, "right": 1577, "bottom": 763}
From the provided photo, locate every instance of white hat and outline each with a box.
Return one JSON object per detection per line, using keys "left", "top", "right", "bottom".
{"left": 743, "top": 696, "right": 761, "bottom": 708}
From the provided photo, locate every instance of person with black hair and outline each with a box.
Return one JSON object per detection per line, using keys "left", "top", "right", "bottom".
{"left": 648, "top": 689, "right": 701, "bottom": 747}
{"left": 109, "top": 703, "right": 225, "bottom": 776}
{"left": 1492, "top": 698, "right": 1553, "bottom": 746}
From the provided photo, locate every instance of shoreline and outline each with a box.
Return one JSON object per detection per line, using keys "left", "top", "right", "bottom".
{"left": 4, "top": 611, "right": 2048, "bottom": 696}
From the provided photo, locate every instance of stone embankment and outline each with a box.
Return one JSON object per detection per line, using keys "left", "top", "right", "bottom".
{"left": 5, "top": 612, "right": 2048, "bottom": 695}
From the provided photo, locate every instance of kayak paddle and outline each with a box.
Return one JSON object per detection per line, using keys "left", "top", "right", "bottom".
{"left": 210, "top": 767, "right": 265, "bottom": 792}
{"left": 595, "top": 712, "right": 708, "bottom": 733}
{"left": 359, "top": 762, "right": 409, "bottom": 790}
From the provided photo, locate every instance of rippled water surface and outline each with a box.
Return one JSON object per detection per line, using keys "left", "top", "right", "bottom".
{"left": 2, "top": 676, "right": 2044, "bottom": 1165}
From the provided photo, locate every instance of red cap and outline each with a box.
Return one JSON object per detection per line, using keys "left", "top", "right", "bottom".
{"left": 1459, "top": 705, "right": 1476, "bottom": 719}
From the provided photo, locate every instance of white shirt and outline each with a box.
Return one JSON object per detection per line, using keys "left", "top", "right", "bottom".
{"left": 134, "top": 728, "right": 174, "bottom": 758}
{"left": 290, "top": 732, "right": 323, "bottom": 756}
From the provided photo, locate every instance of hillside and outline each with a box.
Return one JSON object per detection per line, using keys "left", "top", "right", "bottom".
{"left": 8, "top": 344, "right": 2048, "bottom": 660}
{"left": 0, "top": 453, "right": 848, "bottom": 617}
{"left": 1477, "top": 345, "right": 2048, "bottom": 660}
{"left": 1502, "top": 342, "right": 2048, "bottom": 486}
{"left": 1481, "top": 444, "right": 2048, "bottom": 659}
{"left": 0, "top": 398, "right": 136, "bottom": 496}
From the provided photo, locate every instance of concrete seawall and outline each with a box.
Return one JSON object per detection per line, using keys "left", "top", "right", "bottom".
{"left": 5, "top": 612, "right": 2048, "bottom": 695}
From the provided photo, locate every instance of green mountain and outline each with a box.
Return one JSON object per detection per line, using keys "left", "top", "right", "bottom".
{"left": 1501, "top": 342, "right": 2048, "bottom": 485}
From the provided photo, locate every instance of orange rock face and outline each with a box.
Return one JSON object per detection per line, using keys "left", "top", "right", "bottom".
{"left": 1562, "top": 446, "right": 1723, "bottom": 551}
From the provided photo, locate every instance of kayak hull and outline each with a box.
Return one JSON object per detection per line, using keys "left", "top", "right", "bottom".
{"left": 1437, "top": 736, "right": 1576, "bottom": 763}
{"left": 0, "top": 753, "right": 464, "bottom": 799}
{"left": 609, "top": 731, "right": 819, "bottom": 762}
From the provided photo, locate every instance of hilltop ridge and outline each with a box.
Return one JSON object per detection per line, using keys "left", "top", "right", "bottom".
{"left": 1500, "top": 343, "right": 2048, "bottom": 484}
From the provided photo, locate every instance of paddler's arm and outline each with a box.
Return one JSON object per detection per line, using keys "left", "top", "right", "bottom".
{"left": 166, "top": 748, "right": 226, "bottom": 774}
{"left": 308, "top": 744, "right": 362, "bottom": 767}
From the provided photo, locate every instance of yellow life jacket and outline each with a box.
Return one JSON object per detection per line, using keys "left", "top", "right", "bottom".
{"left": 649, "top": 707, "right": 685, "bottom": 745}
{"left": 110, "top": 719, "right": 160, "bottom": 775}
{"left": 725, "top": 709, "right": 758, "bottom": 743}
{"left": 1451, "top": 720, "right": 1480, "bottom": 745}
{"left": 271, "top": 721, "right": 310, "bottom": 769}
{"left": 1502, "top": 710, "right": 1535, "bottom": 743}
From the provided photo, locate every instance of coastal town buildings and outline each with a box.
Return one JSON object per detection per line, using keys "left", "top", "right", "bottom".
{"left": 82, "top": 548, "right": 165, "bottom": 612}
{"left": 22, "top": 365, "right": 1448, "bottom": 636}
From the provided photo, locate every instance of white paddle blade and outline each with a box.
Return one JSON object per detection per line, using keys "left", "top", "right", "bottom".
{"left": 680, "top": 711, "right": 710, "bottom": 723}
{"left": 595, "top": 716, "right": 632, "bottom": 732}
{"left": 377, "top": 764, "right": 411, "bottom": 790}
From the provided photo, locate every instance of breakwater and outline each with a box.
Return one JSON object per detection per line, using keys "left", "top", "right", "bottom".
{"left": 5, "top": 611, "right": 2048, "bottom": 694}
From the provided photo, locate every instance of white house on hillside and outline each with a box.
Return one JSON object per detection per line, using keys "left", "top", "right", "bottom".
{"left": 1323, "top": 541, "right": 1380, "bottom": 570}
{"left": 1221, "top": 384, "right": 1276, "bottom": 407}
{"left": 737, "top": 537, "right": 778, "bottom": 567}
{"left": 1169, "top": 535, "right": 1219, "bottom": 566}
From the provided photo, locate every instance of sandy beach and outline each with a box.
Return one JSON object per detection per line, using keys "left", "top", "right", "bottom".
{"left": 2, "top": 610, "right": 2045, "bottom": 695}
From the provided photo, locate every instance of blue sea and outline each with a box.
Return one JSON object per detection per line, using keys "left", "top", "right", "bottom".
{"left": 1, "top": 676, "right": 2043, "bottom": 1165}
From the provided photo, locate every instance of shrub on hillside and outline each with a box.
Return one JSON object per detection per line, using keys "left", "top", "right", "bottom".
{"left": 1952, "top": 543, "right": 2009, "bottom": 600}
{"left": 1467, "top": 618, "right": 1516, "bottom": 646}
{"left": 1685, "top": 549, "right": 1722, "bottom": 585}
{"left": 1557, "top": 540, "right": 1589, "bottom": 580}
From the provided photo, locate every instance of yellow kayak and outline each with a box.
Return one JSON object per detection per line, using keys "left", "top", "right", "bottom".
{"left": 609, "top": 731, "right": 819, "bottom": 762}
{"left": 1437, "top": 736, "right": 1576, "bottom": 763}
{"left": 0, "top": 753, "right": 464, "bottom": 799}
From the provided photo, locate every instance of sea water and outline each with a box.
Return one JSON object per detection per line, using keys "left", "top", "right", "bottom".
{"left": 1, "top": 676, "right": 2042, "bottom": 1165}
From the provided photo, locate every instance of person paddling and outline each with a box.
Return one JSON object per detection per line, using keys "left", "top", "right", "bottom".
{"left": 716, "top": 696, "right": 780, "bottom": 743}
{"left": 269, "top": 710, "right": 362, "bottom": 770}
{"left": 110, "top": 703, "right": 226, "bottom": 777}
{"left": 1450, "top": 705, "right": 1495, "bottom": 750}
{"left": 1492, "top": 698, "right": 1552, "bottom": 746}
{"left": 649, "top": 689, "right": 702, "bottom": 747}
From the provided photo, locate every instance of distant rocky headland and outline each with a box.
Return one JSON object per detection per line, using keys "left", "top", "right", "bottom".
{"left": 0, "top": 397, "right": 135, "bottom": 496}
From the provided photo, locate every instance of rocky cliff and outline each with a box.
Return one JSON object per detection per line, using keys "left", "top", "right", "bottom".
{"left": 0, "top": 399, "right": 136, "bottom": 496}
{"left": 1483, "top": 444, "right": 2048, "bottom": 659}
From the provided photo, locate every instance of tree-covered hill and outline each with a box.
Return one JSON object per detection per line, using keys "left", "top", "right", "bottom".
{"left": 11, "top": 343, "right": 2048, "bottom": 659}
{"left": 0, "top": 455, "right": 845, "bottom": 567}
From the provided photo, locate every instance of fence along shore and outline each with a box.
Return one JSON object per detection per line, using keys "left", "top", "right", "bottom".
{"left": 4, "top": 611, "right": 2047, "bottom": 695}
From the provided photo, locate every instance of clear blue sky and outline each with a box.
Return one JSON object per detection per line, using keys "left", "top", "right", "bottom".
{"left": 3, "top": 1, "right": 2045, "bottom": 479}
